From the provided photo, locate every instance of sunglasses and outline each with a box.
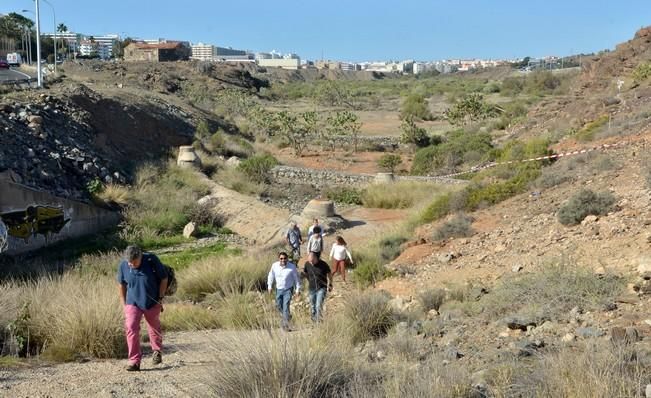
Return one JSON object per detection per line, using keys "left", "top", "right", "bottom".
{"left": 279, "top": 257, "right": 288, "bottom": 261}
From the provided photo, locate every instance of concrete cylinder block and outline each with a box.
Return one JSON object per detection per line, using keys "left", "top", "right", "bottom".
{"left": 177, "top": 146, "right": 201, "bottom": 169}
{"left": 374, "top": 172, "right": 395, "bottom": 184}
{"left": 302, "top": 199, "right": 336, "bottom": 218}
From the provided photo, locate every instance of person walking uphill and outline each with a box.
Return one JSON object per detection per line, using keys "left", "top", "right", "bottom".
{"left": 267, "top": 252, "right": 301, "bottom": 331}
{"left": 329, "top": 236, "right": 354, "bottom": 282}
{"left": 285, "top": 221, "right": 303, "bottom": 262}
{"left": 303, "top": 252, "right": 332, "bottom": 323}
{"left": 116, "top": 245, "right": 168, "bottom": 372}
{"left": 307, "top": 226, "right": 324, "bottom": 259}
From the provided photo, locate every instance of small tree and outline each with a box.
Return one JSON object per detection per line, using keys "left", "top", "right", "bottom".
{"left": 276, "top": 111, "right": 307, "bottom": 156}
{"left": 315, "top": 81, "right": 357, "bottom": 109}
{"left": 324, "top": 110, "right": 362, "bottom": 152}
{"left": 400, "top": 116, "right": 430, "bottom": 147}
{"left": 377, "top": 154, "right": 402, "bottom": 174}
{"left": 444, "top": 93, "right": 499, "bottom": 126}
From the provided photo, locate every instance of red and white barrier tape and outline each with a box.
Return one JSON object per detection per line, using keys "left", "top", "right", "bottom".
{"left": 431, "top": 138, "right": 645, "bottom": 179}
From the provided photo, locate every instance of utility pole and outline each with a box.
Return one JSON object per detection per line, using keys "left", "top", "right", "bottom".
{"left": 35, "top": 0, "right": 43, "bottom": 88}
{"left": 42, "top": 0, "right": 56, "bottom": 73}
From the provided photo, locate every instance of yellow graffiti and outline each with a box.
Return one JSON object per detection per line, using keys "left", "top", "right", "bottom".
{"left": 0, "top": 205, "right": 70, "bottom": 241}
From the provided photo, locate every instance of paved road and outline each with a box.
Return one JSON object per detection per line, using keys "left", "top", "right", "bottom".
{"left": 0, "top": 67, "right": 34, "bottom": 83}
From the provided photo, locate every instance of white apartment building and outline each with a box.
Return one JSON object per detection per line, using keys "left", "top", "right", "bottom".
{"left": 191, "top": 43, "right": 251, "bottom": 61}
{"left": 191, "top": 43, "right": 213, "bottom": 61}
{"left": 257, "top": 57, "right": 300, "bottom": 69}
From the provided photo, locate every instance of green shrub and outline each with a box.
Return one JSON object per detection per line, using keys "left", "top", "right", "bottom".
{"left": 159, "top": 242, "right": 233, "bottom": 271}
{"left": 575, "top": 115, "right": 609, "bottom": 142}
{"left": 557, "top": 189, "right": 616, "bottom": 225}
{"left": 353, "top": 257, "right": 392, "bottom": 288}
{"left": 419, "top": 288, "right": 447, "bottom": 312}
{"left": 400, "top": 93, "right": 433, "bottom": 121}
{"left": 345, "top": 292, "right": 397, "bottom": 344}
{"left": 432, "top": 213, "right": 474, "bottom": 241}
{"left": 237, "top": 154, "right": 279, "bottom": 183}
{"left": 525, "top": 71, "right": 562, "bottom": 94}
{"left": 420, "top": 193, "right": 451, "bottom": 224}
{"left": 378, "top": 235, "right": 408, "bottom": 262}
{"left": 123, "top": 163, "right": 210, "bottom": 238}
{"left": 501, "top": 77, "right": 525, "bottom": 96}
{"left": 410, "top": 130, "right": 493, "bottom": 175}
{"left": 325, "top": 187, "right": 363, "bottom": 205}
{"left": 400, "top": 117, "right": 430, "bottom": 147}
{"left": 633, "top": 62, "right": 651, "bottom": 82}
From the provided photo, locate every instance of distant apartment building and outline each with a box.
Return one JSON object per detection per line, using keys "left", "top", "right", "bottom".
{"left": 256, "top": 51, "right": 301, "bottom": 69}
{"left": 191, "top": 43, "right": 252, "bottom": 62}
{"left": 42, "top": 32, "right": 118, "bottom": 59}
{"left": 123, "top": 41, "right": 191, "bottom": 62}
{"left": 257, "top": 58, "right": 300, "bottom": 69}
{"left": 191, "top": 43, "right": 214, "bottom": 61}
{"left": 43, "top": 32, "right": 81, "bottom": 53}
{"left": 362, "top": 60, "right": 412, "bottom": 73}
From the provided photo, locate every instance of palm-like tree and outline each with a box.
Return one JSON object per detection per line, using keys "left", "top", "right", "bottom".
{"left": 56, "top": 23, "right": 68, "bottom": 58}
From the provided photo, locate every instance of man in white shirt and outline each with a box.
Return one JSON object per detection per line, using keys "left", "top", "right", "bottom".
{"left": 267, "top": 252, "right": 301, "bottom": 331}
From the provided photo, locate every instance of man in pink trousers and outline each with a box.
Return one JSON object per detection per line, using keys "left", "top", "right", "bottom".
{"left": 116, "top": 245, "right": 168, "bottom": 371}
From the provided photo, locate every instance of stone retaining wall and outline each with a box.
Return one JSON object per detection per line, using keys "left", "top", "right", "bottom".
{"left": 270, "top": 165, "right": 467, "bottom": 187}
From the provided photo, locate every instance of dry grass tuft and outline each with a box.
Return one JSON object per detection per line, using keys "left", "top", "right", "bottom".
{"left": 25, "top": 274, "right": 125, "bottom": 361}
{"left": 362, "top": 181, "right": 447, "bottom": 209}
{"left": 176, "top": 250, "right": 270, "bottom": 301}
{"left": 160, "top": 303, "right": 221, "bottom": 331}
{"left": 96, "top": 184, "right": 131, "bottom": 207}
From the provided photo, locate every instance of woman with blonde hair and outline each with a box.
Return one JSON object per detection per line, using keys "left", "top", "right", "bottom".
{"left": 329, "top": 236, "right": 353, "bottom": 282}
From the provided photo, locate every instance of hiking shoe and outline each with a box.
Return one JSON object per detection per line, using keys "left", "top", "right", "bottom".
{"left": 126, "top": 363, "right": 140, "bottom": 372}
{"left": 152, "top": 350, "right": 162, "bottom": 365}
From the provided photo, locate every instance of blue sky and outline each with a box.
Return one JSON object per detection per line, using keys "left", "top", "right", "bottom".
{"left": 2, "top": 0, "right": 650, "bottom": 61}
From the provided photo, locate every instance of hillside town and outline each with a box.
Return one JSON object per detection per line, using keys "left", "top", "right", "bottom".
{"left": 0, "top": 16, "right": 569, "bottom": 74}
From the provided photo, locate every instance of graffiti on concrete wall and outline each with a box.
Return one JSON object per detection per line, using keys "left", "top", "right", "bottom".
{"left": 0, "top": 205, "right": 70, "bottom": 242}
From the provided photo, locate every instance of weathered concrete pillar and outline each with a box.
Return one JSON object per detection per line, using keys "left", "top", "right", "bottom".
{"left": 302, "top": 199, "right": 336, "bottom": 218}
{"left": 374, "top": 172, "right": 395, "bottom": 184}
{"left": 177, "top": 146, "right": 201, "bottom": 169}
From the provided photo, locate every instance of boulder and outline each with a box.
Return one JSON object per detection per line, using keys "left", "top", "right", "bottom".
{"left": 183, "top": 222, "right": 197, "bottom": 239}
{"left": 225, "top": 156, "right": 241, "bottom": 168}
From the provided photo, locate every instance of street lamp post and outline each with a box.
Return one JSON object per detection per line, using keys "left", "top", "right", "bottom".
{"left": 41, "top": 0, "right": 56, "bottom": 74}
{"left": 35, "top": 0, "right": 42, "bottom": 87}
{"left": 21, "top": 10, "right": 34, "bottom": 65}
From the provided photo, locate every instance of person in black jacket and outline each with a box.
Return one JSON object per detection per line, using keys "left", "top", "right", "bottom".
{"left": 303, "top": 252, "right": 333, "bottom": 323}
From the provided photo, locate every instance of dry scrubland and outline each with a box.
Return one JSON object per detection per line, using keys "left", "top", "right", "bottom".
{"left": 3, "top": 28, "right": 651, "bottom": 397}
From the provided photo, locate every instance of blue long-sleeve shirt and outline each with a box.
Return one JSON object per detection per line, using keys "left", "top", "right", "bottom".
{"left": 267, "top": 261, "right": 301, "bottom": 293}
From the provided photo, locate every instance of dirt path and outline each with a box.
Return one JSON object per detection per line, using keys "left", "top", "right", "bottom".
{"left": 0, "top": 330, "right": 220, "bottom": 397}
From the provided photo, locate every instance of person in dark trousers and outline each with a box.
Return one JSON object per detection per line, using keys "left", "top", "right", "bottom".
{"left": 116, "top": 245, "right": 168, "bottom": 371}
{"left": 285, "top": 221, "right": 303, "bottom": 262}
{"left": 267, "top": 251, "right": 301, "bottom": 331}
{"left": 303, "top": 252, "right": 333, "bottom": 323}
